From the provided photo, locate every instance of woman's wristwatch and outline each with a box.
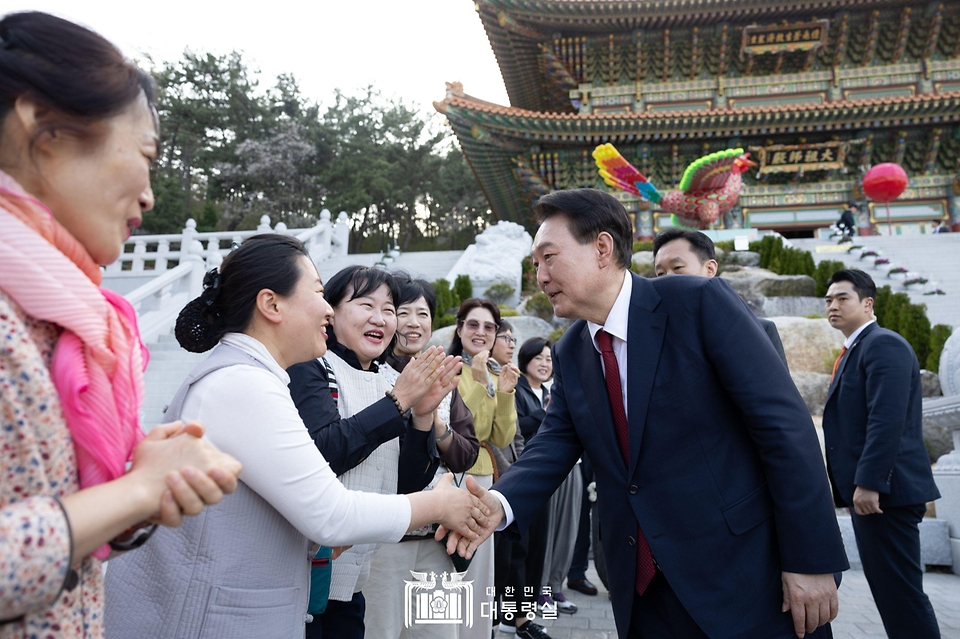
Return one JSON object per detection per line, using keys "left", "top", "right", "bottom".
{"left": 436, "top": 422, "right": 454, "bottom": 443}
{"left": 109, "top": 521, "right": 158, "bottom": 551}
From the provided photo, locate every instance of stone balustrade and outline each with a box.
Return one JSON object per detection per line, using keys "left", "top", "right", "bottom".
{"left": 104, "top": 210, "right": 351, "bottom": 343}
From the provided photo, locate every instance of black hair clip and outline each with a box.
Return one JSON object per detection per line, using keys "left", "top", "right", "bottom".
{"left": 200, "top": 268, "right": 222, "bottom": 306}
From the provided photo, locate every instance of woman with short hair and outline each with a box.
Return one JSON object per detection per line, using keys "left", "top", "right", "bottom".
{"left": 289, "top": 265, "right": 466, "bottom": 639}
{"left": 364, "top": 274, "right": 481, "bottom": 639}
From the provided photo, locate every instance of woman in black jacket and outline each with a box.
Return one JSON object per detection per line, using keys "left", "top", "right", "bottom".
{"left": 516, "top": 337, "right": 582, "bottom": 616}
{"left": 515, "top": 337, "right": 552, "bottom": 443}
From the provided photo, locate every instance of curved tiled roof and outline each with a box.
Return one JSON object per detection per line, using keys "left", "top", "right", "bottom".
{"left": 481, "top": 0, "right": 902, "bottom": 20}
{"left": 439, "top": 90, "right": 960, "bottom": 140}
{"left": 436, "top": 88, "right": 960, "bottom": 226}
{"left": 476, "top": 0, "right": 911, "bottom": 110}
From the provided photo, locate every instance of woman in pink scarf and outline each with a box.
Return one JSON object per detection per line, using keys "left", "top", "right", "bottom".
{"left": 0, "top": 12, "right": 242, "bottom": 637}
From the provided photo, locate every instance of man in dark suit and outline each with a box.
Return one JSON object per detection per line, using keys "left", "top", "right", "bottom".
{"left": 441, "top": 189, "right": 847, "bottom": 639}
{"left": 837, "top": 204, "right": 857, "bottom": 237}
{"left": 931, "top": 220, "right": 950, "bottom": 234}
{"left": 652, "top": 228, "right": 789, "bottom": 369}
{"left": 822, "top": 269, "right": 941, "bottom": 638}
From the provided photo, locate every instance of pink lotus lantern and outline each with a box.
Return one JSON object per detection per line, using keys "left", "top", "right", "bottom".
{"left": 862, "top": 163, "right": 908, "bottom": 236}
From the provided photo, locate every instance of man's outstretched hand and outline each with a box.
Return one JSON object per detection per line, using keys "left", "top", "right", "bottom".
{"left": 435, "top": 475, "right": 504, "bottom": 558}
{"left": 782, "top": 572, "right": 839, "bottom": 637}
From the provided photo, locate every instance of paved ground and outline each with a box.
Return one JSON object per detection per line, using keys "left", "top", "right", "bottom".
{"left": 497, "top": 562, "right": 960, "bottom": 638}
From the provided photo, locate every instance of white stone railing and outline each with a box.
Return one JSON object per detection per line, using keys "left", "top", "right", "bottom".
{"left": 106, "top": 210, "right": 350, "bottom": 342}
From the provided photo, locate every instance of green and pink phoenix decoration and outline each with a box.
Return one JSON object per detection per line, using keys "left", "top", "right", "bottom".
{"left": 593, "top": 143, "right": 756, "bottom": 230}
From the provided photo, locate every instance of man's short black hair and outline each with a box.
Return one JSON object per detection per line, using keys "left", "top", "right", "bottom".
{"left": 652, "top": 228, "right": 716, "bottom": 264}
{"left": 826, "top": 268, "right": 876, "bottom": 301}
{"left": 533, "top": 188, "right": 634, "bottom": 269}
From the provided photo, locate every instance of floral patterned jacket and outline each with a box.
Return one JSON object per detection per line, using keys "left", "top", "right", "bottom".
{"left": 0, "top": 291, "right": 102, "bottom": 638}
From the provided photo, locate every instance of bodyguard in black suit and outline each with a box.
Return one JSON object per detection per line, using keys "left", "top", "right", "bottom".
{"left": 440, "top": 189, "right": 847, "bottom": 639}
{"left": 822, "top": 269, "right": 941, "bottom": 638}
{"left": 652, "top": 228, "right": 789, "bottom": 369}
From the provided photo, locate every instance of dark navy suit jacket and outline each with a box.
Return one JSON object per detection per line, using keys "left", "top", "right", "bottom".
{"left": 494, "top": 273, "right": 848, "bottom": 639}
{"left": 822, "top": 322, "right": 940, "bottom": 508}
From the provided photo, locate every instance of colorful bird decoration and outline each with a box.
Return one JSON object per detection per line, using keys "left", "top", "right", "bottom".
{"left": 593, "top": 143, "right": 756, "bottom": 230}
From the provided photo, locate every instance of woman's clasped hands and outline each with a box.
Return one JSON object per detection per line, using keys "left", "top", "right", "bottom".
{"left": 129, "top": 420, "right": 243, "bottom": 527}
{"left": 391, "top": 346, "right": 463, "bottom": 427}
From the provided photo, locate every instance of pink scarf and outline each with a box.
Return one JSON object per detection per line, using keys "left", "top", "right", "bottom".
{"left": 0, "top": 171, "right": 148, "bottom": 558}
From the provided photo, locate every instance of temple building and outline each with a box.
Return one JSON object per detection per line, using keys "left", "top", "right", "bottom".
{"left": 435, "top": 0, "right": 960, "bottom": 238}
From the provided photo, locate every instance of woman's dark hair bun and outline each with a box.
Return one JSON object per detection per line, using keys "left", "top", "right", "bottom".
{"left": 175, "top": 297, "right": 221, "bottom": 354}
{"left": 175, "top": 267, "right": 226, "bottom": 353}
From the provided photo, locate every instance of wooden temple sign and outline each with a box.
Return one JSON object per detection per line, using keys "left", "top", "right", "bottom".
{"left": 751, "top": 141, "right": 847, "bottom": 174}
{"left": 741, "top": 20, "right": 829, "bottom": 55}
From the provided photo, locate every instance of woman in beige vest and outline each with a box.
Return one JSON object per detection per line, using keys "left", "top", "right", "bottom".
{"left": 289, "top": 265, "right": 466, "bottom": 639}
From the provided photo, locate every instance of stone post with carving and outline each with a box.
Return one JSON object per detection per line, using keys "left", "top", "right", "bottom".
{"left": 933, "top": 329, "right": 960, "bottom": 575}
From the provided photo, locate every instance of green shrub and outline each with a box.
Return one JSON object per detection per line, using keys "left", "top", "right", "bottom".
{"left": 928, "top": 324, "right": 953, "bottom": 372}
{"left": 877, "top": 288, "right": 910, "bottom": 334}
{"left": 714, "top": 239, "right": 736, "bottom": 252}
{"left": 434, "top": 314, "right": 457, "bottom": 329}
{"left": 499, "top": 308, "right": 519, "bottom": 317}
{"left": 548, "top": 327, "right": 568, "bottom": 342}
{"left": 631, "top": 261, "right": 657, "bottom": 278}
{"left": 525, "top": 292, "right": 554, "bottom": 322}
{"left": 521, "top": 255, "right": 538, "bottom": 295}
{"left": 484, "top": 282, "right": 515, "bottom": 305}
{"left": 632, "top": 240, "right": 653, "bottom": 253}
{"left": 814, "top": 260, "right": 847, "bottom": 297}
{"left": 897, "top": 302, "right": 931, "bottom": 367}
{"left": 433, "top": 279, "right": 457, "bottom": 324}
{"left": 873, "top": 286, "right": 944, "bottom": 368}
{"left": 453, "top": 274, "right": 473, "bottom": 304}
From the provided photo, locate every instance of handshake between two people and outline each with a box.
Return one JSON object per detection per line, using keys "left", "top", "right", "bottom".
{"left": 425, "top": 474, "right": 505, "bottom": 558}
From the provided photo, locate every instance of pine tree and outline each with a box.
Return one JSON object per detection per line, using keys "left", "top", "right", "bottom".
{"left": 454, "top": 275, "right": 473, "bottom": 306}
{"left": 928, "top": 325, "right": 953, "bottom": 372}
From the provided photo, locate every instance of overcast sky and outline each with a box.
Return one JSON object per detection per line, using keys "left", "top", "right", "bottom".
{"left": 10, "top": 1, "right": 510, "bottom": 116}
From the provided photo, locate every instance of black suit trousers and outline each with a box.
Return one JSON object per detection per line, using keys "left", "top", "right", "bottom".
{"left": 628, "top": 572, "right": 836, "bottom": 639}
{"left": 851, "top": 504, "right": 940, "bottom": 638}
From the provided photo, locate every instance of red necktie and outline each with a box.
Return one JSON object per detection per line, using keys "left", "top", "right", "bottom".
{"left": 830, "top": 346, "right": 848, "bottom": 382}
{"left": 596, "top": 330, "right": 657, "bottom": 595}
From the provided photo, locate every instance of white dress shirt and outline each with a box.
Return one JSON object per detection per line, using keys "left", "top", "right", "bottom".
{"left": 494, "top": 271, "right": 632, "bottom": 528}
{"left": 182, "top": 332, "right": 412, "bottom": 546}
{"left": 844, "top": 318, "right": 876, "bottom": 349}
